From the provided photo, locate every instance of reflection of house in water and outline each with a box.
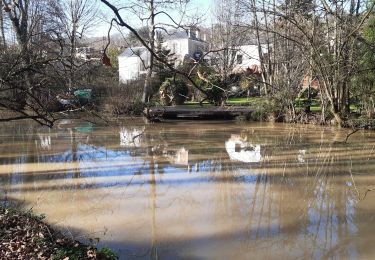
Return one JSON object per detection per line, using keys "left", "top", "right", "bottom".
{"left": 225, "top": 134, "right": 262, "bottom": 163}
{"left": 35, "top": 133, "right": 52, "bottom": 150}
{"left": 173, "top": 147, "right": 189, "bottom": 166}
{"left": 33, "top": 121, "right": 94, "bottom": 155}
{"left": 298, "top": 150, "right": 306, "bottom": 163}
{"left": 119, "top": 127, "right": 144, "bottom": 147}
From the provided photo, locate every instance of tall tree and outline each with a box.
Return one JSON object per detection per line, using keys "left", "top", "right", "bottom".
{"left": 211, "top": 0, "right": 247, "bottom": 81}
{"left": 0, "top": 1, "right": 6, "bottom": 48}
{"left": 100, "top": 0, "right": 205, "bottom": 104}
{"left": 352, "top": 11, "right": 375, "bottom": 117}
{"left": 1, "top": 0, "right": 49, "bottom": 103}
{"left": 238, "top": 0, "right": 375, "bottom": 125}
{"left": 53, "top": 0, "right": 98, "bottom": 91}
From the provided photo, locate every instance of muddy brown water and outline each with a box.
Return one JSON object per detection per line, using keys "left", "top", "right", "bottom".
{"left": 1, "top": 120, "right": 375, "bottom": 259}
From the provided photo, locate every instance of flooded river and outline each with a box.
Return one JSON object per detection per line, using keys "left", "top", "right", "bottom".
{"left": 1, "top": 120, "right": 375, "bottom": 259}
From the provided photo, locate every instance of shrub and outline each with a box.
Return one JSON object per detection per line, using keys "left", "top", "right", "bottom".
{"left": 194, "top": 75, "right": 227, "bottom": 106}
{"left": 103, "top": 80, "right": 144, "bottom": 116}
{"left": 250, "top": 99, "right": 277, "bottom": 121}
{"left": 160, "top": 77, "right": 188, "bottom": 105}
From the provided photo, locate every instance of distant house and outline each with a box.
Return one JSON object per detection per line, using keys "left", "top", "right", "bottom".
{"left": 118, "top": 47, "right": 151, "bottom": 83}
{"left": 75, "top": 47, "right": 100, "bottom": 61}
{"left": 118, "top": 28, "right": 208, "bottom": 83}
{"left": 232, "top": 44, "right": 269, "bottom": 74}
{"left": 302, "top": 75, "right": 320, "bottom": 90}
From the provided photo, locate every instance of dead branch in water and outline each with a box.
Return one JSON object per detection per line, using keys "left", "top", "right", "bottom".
{"left": 344, "top": 122, "right": 375, "bottom": 143}
{"left": 345, "top": 128, "right": 361, "bottom": 143}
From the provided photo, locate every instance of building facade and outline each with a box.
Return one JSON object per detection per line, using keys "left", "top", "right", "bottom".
{"left": 118, "top": 28, "right": 208, "bottom": 83}
{"left": 232, "top": 44, "right": 269, "bottom": 73}
{"left": 118, "top": 28, "right": 269, "bottom": 83}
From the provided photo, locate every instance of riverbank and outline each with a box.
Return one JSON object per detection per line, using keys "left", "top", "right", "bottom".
{"left": 0, "top": 206, "right": 117, "bottom": 259}
{"left": 143, "top": 104, "right": 374, "bottom": 130}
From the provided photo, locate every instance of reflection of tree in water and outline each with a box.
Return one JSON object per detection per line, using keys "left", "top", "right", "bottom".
{"left": 1, "top": 122, "right": 375, "bottom": 258}
{"left": 210, "top": 127, "right": 375, "bottom": 258}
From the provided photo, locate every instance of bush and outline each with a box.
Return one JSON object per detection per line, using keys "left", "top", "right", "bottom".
{"left": 194, "top": 75, "right": 227, "bottom": 106}
{"left": 160, "top": 77, "right": 188, "bottom": 105}
{"left": 251, "top": 105, "right": 270, "bottom": 121}
{"left": 250, "top": 100, "right": 278, "bottom": 121}
{"left": 103, "top": 80, "right": 144, "bottom": 116}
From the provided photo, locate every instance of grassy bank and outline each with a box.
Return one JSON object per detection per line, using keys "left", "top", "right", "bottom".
{"left": 0, "top": 206, "right": 117, "bottom": 260}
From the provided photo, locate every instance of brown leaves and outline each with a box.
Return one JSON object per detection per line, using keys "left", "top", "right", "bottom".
{"left": 0, "top": 208, "right": 51, "bottom": 259}
{"left": 0, "top": 206, "right": 106, "bottom": 259}
{"left": 102, "top": 53, "right": 112, "bottom": 67}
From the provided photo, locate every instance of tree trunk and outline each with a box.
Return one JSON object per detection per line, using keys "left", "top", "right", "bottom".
{"left": 251, "top": 0, "right": 268, "bottom": 95}
{"left": 6, "top": 0, "right": 31, "bottom": 107}
{"left": 142, "top": 0, "right": 155, "bottom": 104}
{"left": 69, "top": 19, "right": 77, "bottom": 91}
{"left": 0, "top": 1, "right": 6, "bottom": 48}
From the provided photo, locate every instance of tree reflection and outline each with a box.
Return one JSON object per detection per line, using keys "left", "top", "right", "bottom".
{"left": 0, "top": 121, "right": 375, "bottom": 258}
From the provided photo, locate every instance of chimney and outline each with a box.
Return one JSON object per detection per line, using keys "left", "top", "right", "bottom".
{"left": 196, "top": 29, "right": 200, "bottom": 39}
{"left": 188, "top": 29, "right": 192, "bottom": 38}
{"left": 203, "top": 33, "right": 207, "bottom": 42}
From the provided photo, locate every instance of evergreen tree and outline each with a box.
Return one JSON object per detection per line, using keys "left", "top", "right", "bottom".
{"left": 154, "top": 36, "right": 176, "bottom": 84}
{"left": 352, "top": 13, "right": 375, "bottom": 117}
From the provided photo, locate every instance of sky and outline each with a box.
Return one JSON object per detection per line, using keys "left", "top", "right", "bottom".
{"left": 90, "top": 0, "right": 213, "bottom": 38}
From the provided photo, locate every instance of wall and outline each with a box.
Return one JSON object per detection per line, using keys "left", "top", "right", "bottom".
{"left": 188, "top": 40, "right": 208, "bottom": 60}
{"left": 163, "top": 39, "right": 189, "bottom": 65}
{"left": 119, "top": 56, "right": 147, "bottom": 83}
{"left": 118, "top": 38, "right": 208, "bottom": 82}
{"left": 234, "top": 44, "right": 269, "bottom": 70}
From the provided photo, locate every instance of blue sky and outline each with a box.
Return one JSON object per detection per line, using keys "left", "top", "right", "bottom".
{"left": 190, "top": 0, "right": 212, "bottom": 14}
{"left": 92, "top": 0, "right": 213, "bottom": 37}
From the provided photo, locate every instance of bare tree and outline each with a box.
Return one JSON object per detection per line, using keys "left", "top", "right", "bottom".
{"left": 0, "top": 0, "right": 84, "bottom": 126}
{"left": 236, "top": 0, "right": 375, "bottom": 125}
{"left": 100, "top": 0, "right": 208, "bottom": 104}
{"left": 2, "top": 0, "right": 32, "bottom": 90}
{"left": 210, "top": 0, "right": 248, "bottom": 81}
{"left": 52, "top": 0, "right": 98, "bottom": 91}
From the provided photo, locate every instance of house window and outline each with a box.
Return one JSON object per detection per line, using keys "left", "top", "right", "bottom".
{"left": 237, "top": 54, "right": 243, "bottom": 64}
{"left": 190, "top": 30, "right": 196, "bottom": 39}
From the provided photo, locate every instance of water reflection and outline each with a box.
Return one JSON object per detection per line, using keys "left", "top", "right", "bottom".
{"left": 119, "top": 127, "right": 145, "bottom": 147}
{"left": 36, "top": 132, "right": 52, "bottom": 150}
{"left": 225, "top": 134, "right": 262, "bottom": 163}
{"left": 1, "top": 121, "right": 375, "bottom": 259}
{"left": 173, "top": 147, "right": 189, "bottom": 166}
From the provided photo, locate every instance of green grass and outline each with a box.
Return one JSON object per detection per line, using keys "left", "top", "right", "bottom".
{"left": 310, "top": 106, "right": 322, "bottom": 112}
{"left": 226, "top": 97, "right": 252, "bottom": 104}
{"left": 183, "top": 101, "right": 212, "bottom": 107}
{"left": 178, "top": 97, "right": 360, "bottom": 114}
{"left": 226, "top": 97, "right": 268, "bottom": 106}
{"left": 184, "top": 97, "right": 267, "bottom": 107}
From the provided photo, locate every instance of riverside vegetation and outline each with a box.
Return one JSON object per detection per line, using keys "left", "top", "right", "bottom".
{"left": 0, "top": 206, "right": 118, "bottom": 259}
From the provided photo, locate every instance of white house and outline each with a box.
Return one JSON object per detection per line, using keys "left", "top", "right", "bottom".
{"left": 118, "top": 47, "right": 151, "bottom": 83}
{"left": 232, "top": 44, "right": 269, "bottom": 73}
{"left": 118, "top": 28, "right": 208, "bottom": 83}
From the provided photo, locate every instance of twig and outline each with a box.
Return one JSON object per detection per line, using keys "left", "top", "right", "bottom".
{"left": 345, "top": 128, "right": 361, "bottom": 143}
